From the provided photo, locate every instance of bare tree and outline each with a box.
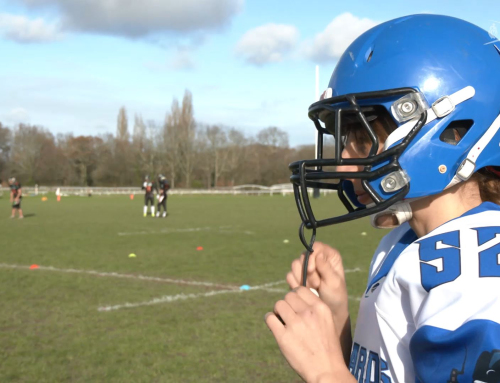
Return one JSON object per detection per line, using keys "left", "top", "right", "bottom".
{"left": 132, "top": 114, "right": 149, "bottom": 183}
{"left": 257, "top": 126, "right": 289, "bottom": 148}
{"left": 114, "top": 107, "right": 134, "bottom": 185}
{"left": 203, "top": 125, "right": 230, "bottom": 187}
{"left": 64, "top": 135, "right": 102, "bottom": 186}
{"left": 92, "top": 134, "right": 115, "bottom": 185}
{"left": 146, "top": 119, "right": 162, "bottom": 178}
{"left": 0, "top": 96, "right": 321, "bottom": 187}
{"left": 178, "top": 90, "right": 196, "bottom": 187}
{"left": 226, "top": 128, "right": 247, "bottom": 185}
{"left": 9, "top": 124, "right": 54, "bottom": 184}
{"left": 163, "top": 99, "right": 181, "bottom": 189}
{"left": 255, "top": 126, "right": 290, "bottom": 185}
{"left": 0, "top": 123, "right": 12, "bottom": 182}
{"left": 116, "top": 106, "right": 129, "bottom": 141}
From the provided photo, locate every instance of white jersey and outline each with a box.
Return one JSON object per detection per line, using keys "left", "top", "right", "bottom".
{"left": 351, "top": 202, "right": 500, "bottom": 383}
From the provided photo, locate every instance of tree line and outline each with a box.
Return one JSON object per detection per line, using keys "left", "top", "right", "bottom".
{"left": 0, "top": 90, "right": 320, "bottom": 188}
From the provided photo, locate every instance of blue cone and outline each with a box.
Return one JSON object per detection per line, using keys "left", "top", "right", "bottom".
{"left": 240, "top": 285, "right": 251, "bottom": 291}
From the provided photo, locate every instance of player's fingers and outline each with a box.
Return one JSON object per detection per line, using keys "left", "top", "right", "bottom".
{"left": 315, "top": 248, "right": 343, "bottom": 282}
{"left": 306, "top": 267, "right": 321, "bottom": 289}
{"left": 274, "top": 299, "right": 297, "bottom": 325}
{"left": 293, "top": 286, "right": 321, "bottom": 306}
{"left": 286, "top": 271, "right": 300, "bottom": 290}
{"left": 291, "top": 258, "right": 303, "bottom": 284}
{"left": 284, "top": 290, "right": 309, "bottom": 312}
{"left": 264, "top": 312, "right": 286, "bottom": 338}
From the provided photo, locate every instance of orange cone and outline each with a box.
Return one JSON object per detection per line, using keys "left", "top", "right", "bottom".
{"left": 30, "top": 264, "right": 39, "bottom": 269}
{"left": 130, "top": 194, "right": 134, "bottom": 200}
{"left": 196, "top": 246, "right": 203, "bottom": 251}
{"left": 57, "top": 195, "right": 61, "bottom": 202}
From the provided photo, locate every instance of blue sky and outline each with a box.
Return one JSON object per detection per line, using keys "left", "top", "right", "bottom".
{"left": 1, "top": 0, "right": 499, "bottom": 146}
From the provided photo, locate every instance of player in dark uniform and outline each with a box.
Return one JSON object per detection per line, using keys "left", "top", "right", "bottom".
{"left": 156, "top": 174, "right": 170, "bottom": 218}
{"left": 142, "top": 175, "right": 157, "bottom": 217}
{"left": 8, "top": 177, "right": 24, "bottom": 219}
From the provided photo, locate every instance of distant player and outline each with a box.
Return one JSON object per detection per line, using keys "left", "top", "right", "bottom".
{"left": 8, "top": 177, "right": 23, "bottom": 219}
{"left": 156, "top": 174, "right": 170, "bottom": 218}
{"left": 142, "top": 175, "right": 157, "bottom": 217}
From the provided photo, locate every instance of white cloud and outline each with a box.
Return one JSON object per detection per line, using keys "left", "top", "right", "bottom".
{"left": 0, "top": 13, "right": 63, "bottom": 43}
{"left": 303, "top": 12, "right": 378, "bottom": 63}
{"left": 15, "top": 0, "right": 244, "bottom": 38}
{"left": 2, "top": 107, "right": 30, "bottom": 124}
{"left": 235, "top": 23, "right": 299, "bottom": 65}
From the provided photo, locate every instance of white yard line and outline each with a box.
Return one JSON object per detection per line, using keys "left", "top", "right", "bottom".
{"left": 0, "top": 263, "right": 240, "bottom": 290}
{"left": 98, "top": 289, "right": 241, "bottom": 311}
{"left": 98, "top": 281, "right": 290, "bottom": 312}
{"left": 97, "top": 285, "right": 362, "bottom": 312}
{"left": 345, "top": 267, "right": 363, "bottom": 273}
{"left": 251, "top": 280, "right": 287, "bottom": 288}
{"left": 0, "top": 264, "right": 360, "bottom": 291}
{"left": 0, "top": 263, "right": 363, "bottom": 311}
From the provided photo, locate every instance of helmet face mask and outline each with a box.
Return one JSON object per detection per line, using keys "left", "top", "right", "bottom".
{"left": 290, "top": 14, "right": 500, "bottom": 240}
{"left": 290, "top": 88, "right": 426, "bottom": 233}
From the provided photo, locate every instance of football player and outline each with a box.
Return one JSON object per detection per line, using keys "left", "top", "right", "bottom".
{"left": 156, "top": 174, "right": 170, "bottom": 218}
{"left": 8, "top": 177, "right": 23, "bottom": 219}
{"left": 141, "top": 175, "right": 157, "bottom": 217}
{"left": 265, "top": 15, "right": 500, "bottom": 383}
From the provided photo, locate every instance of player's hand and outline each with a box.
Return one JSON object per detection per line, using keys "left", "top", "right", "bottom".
{"left": 265, "top": 287, "right": 355, "bottom": 383}
{"left": 287, "top": 242, "right": 349, "bottom": 318}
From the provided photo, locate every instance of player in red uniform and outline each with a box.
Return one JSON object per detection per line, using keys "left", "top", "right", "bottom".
{"left": 8, "top": 177, "right": 24, "bottom": 219}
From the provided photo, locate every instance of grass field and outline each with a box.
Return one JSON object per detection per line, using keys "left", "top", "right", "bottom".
{"left": 0, "top": 192, "right": 386, "bottom": 382}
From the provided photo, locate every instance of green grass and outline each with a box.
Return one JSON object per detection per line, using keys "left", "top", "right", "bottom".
{"left": 0, "top": 193, "right": 386, "bottom": 382}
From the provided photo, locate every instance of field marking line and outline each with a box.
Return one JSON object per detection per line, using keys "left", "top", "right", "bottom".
{"left": 345, "top": 267, "right": 363, "bottom": 273}
{"left": 0, "top": 263, "right": 240, "bottom": 290}
{"left": 0, "top": 263, "right": 363, "bottom": 311}
{"left": 0, "top": 264, "right": 360, "bottom": 291}
{"left": 98, "top": 289, "right": 241, "bottom": 311}
{"left": 98, "top": 280, "right": 290, "bottom": 312}
{"left": 97, "top": 279, "right": 361, "bottom": 312}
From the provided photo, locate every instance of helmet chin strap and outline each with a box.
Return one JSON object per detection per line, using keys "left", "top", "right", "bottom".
{"left": 369, "top": 202, "right": 413, "bottom": 229}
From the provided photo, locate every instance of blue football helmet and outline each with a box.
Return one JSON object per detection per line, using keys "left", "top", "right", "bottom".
{"left": 290, "top": 14, "right": 500, "bottom": 248}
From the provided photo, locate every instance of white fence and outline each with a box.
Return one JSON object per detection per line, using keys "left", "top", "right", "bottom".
{"left": 0, "top": 184, "right": 336, "bottom": 197}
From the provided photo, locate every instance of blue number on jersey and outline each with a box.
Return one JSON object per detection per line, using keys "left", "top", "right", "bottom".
{"left": 474, "top": 226, "right": 500, "bottom": 278}
{"left": 418, "top": 231, "right": 461, "bottom": 292}
{"left": 418, "top": 227, "right": 500, "bottom": 291}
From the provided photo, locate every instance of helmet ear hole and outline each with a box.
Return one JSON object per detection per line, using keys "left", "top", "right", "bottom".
{"left": 439, "top": 120, "right": 473, "bottom": 145}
